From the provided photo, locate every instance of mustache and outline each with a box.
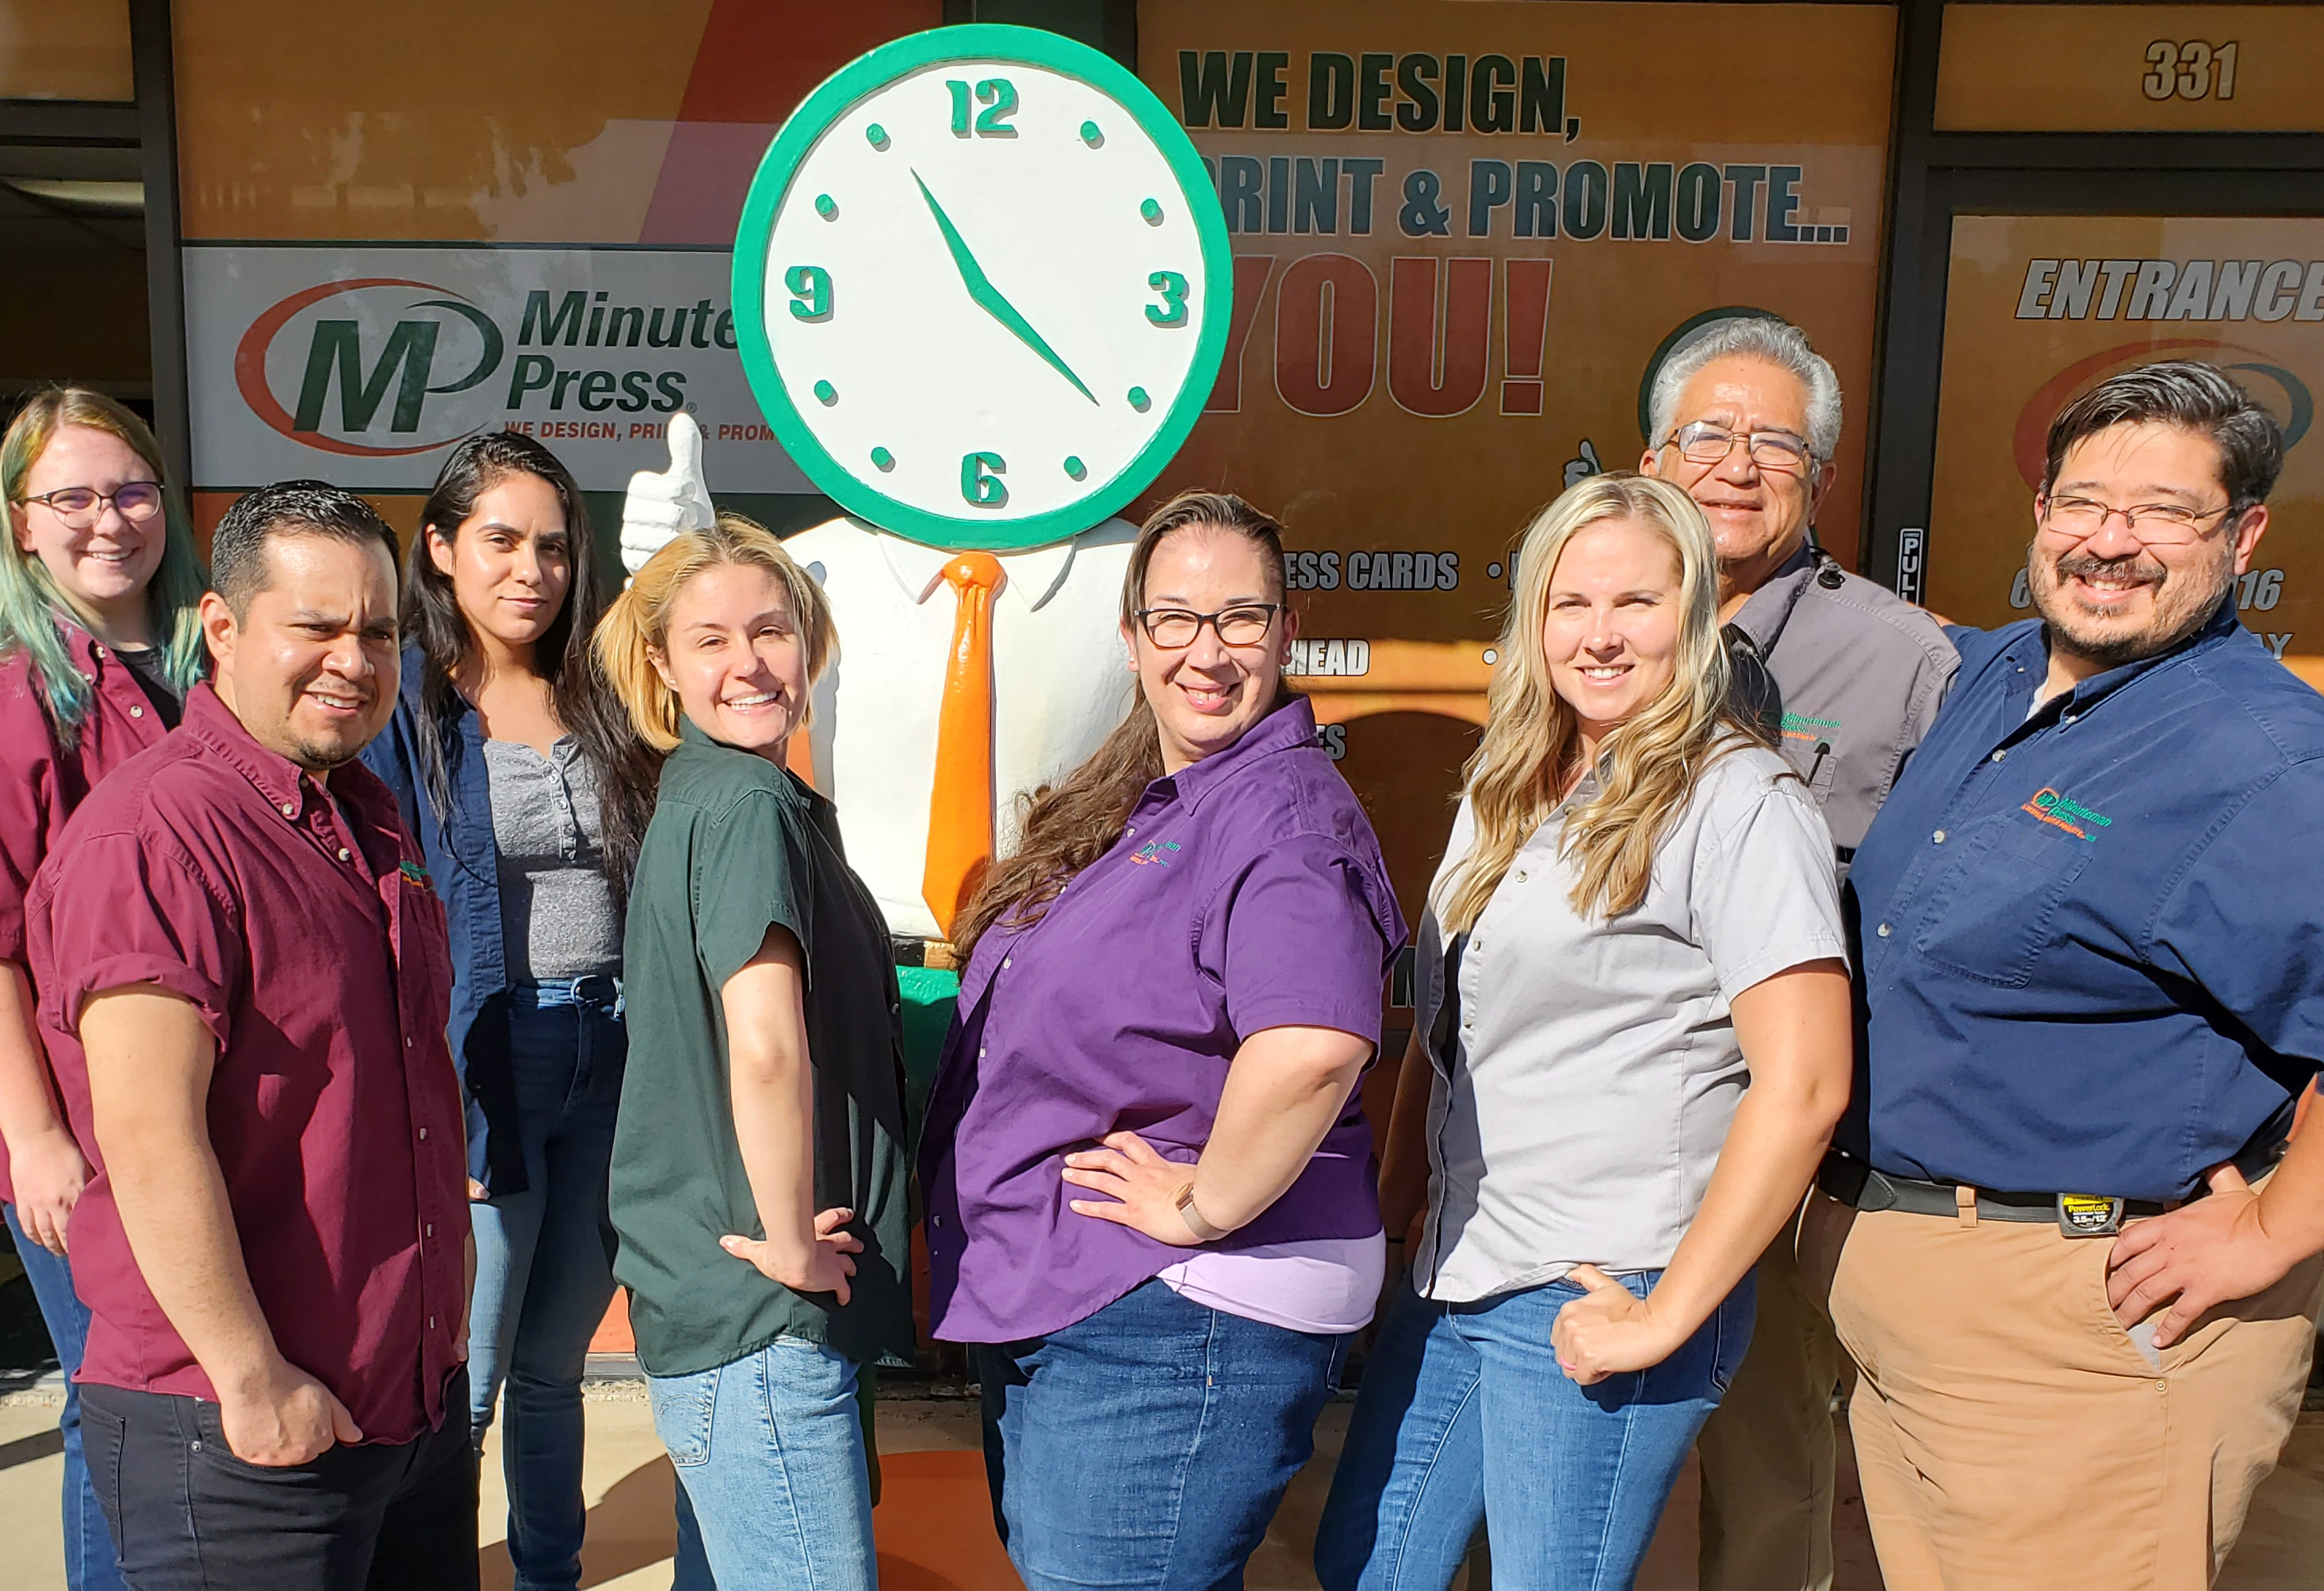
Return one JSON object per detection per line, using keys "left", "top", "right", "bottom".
{"left": 2053, "top": 548, "right": 2165, "bottom": 587}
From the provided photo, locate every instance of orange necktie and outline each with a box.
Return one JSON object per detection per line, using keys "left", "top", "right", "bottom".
{"left": 922, "top": 552, "right": 1004, "bottom": 940}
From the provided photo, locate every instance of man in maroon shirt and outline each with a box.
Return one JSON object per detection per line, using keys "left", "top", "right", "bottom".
{"left": 27, "top": 481, "right": 474, "bottom": 1590}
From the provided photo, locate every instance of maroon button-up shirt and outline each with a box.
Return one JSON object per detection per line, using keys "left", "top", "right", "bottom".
{"left": 27, "top": 683, "right": 466, "bottom": 1444}
{"left": 0, "top": 620, "right": 174, "bottom": 1202}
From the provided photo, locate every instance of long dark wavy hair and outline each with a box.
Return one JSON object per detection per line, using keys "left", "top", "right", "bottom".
{"left": 401, "top": 430, "right": 660, "bottom": 903}
{"left": 953, "top": 491, "right": 1293, "bottom": 962}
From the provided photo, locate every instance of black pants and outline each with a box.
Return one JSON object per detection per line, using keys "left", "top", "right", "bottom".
{"left": 81, "top": 1368, "right": 479, "bottom": 1591}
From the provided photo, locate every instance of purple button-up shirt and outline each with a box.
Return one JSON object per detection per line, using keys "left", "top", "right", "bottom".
{"left": 920, "top": 697, "right": 1407, "bottom": 1343}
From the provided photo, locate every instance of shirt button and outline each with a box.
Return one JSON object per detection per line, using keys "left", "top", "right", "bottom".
{"left": 429, "top": 1316, "right": 437, "bottom": 1330}
{"left": 425, "top": 1224, "right": 434, "bottom": 1239}
{"left": 281, "top": 801, "right": 297, "bottom": 817}
{"left": 1514, "top": 870, "right": 1527, "bottom": 883}
{"left": 130, "top": 705, "right": 144, "bottom": 718}
{"left": 978, "top": 1046, "right": 988, "bottom": 1058}
{"left": 931, "top": 1214, "right": 945, "bottom": 1229}
{"left": 1001, "top": 958, "right": 1012, "bottom": 970}
{"left": 1990, "top": 750, "right": 2007, "bottom": 763}
{"left": 337, "top": 847, "right": 351, "bottom": 862}
{"left": 1877, "top": 923, "right": 1893, "bottom": 938}
{"left": 1932, "top": 830, "right": 1947, "bottom": 844}
{"left": 418, "top": 1126, "right": 429, "bottom": 1141}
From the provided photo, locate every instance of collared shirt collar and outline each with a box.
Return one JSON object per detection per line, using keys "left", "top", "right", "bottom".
{"left": 871, "top": 522, "right": 1080, "bottom": 613}
{"left": 2007, "top": 596, "right": 2244, "bottom": 723}
{"left": 1728, "top": 541, "right": 1819, "bottom": 654}
{"left": 181, "top": 681, "right": 331, "bottom": 819}
{"left": 1144, "top": 695, "right": 1320, "bottom": 815}
{"left": 676, "top": 715, "right": 821, "bottom": 810}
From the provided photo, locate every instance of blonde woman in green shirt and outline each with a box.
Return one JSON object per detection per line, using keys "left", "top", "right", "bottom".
{"left": 594, "top": 517, "right": 911, "bottom": 1591}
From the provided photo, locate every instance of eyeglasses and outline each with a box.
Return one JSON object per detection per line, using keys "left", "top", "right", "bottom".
{"left": 2038, "top": 494, "right": 2237, "bottom": 547}
{"left": 1134, "top": 604, "right": 1281, "bottom": 649}
{"left": 20, "top": 482, "right": 165, "bottom": 529}
{"left": 1663, "top": 422, "right": 1813, "bottom": 474}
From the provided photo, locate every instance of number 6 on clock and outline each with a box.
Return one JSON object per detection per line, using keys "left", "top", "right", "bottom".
{"left": 961, "top": 450, "right": 1009, "bottom": 507}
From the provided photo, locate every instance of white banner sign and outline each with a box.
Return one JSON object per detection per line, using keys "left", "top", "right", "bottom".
{"left": 184, "top": 244, "right": 814, "bottom": 493}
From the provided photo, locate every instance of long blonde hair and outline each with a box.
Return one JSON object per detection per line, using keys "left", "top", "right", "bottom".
{"left": 1438, "top": 472, "right": 1741, "bottom": 931}
{"left": 592, "top": 514, "right": 836, "bottom": 752}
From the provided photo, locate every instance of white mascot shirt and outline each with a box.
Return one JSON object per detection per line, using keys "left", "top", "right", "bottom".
{"left": 783, "top": 515, "right": 1137, "bottom": 943}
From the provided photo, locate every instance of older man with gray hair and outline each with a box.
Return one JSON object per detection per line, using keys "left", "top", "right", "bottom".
{"left": 1639, "top": 314, "right": 1955, "bottom": 1591}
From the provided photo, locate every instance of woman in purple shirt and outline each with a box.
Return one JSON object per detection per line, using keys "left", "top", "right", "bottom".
{"left": 920, "top": 491, "right": 1406, "bottom": 1590}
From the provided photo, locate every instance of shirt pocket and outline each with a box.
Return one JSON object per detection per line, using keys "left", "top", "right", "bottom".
{"left": 1909, "top": 810, "right": 2095, "bottom": 989}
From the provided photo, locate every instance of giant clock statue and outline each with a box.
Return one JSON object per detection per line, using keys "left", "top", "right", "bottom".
{"left": 621, "top": 24, "right": 1232, "bottom": 1066}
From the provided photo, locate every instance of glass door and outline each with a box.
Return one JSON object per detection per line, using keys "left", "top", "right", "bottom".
{"left": 1924, "top": 211, "right": 2324, "bottom": 687}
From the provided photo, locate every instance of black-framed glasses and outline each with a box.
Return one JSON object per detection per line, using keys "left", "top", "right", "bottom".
{"left": 2038, "top": 493, "right": 2237, "bottom": 547}
{"left": 20, "top": 482, "right": 165, "bottom": 529}
{"left": 1663, "top": 421, "right": 1813, "bottom": 473}
{"left": 1134, "top": 603, "right": 1281, "bottom": 649}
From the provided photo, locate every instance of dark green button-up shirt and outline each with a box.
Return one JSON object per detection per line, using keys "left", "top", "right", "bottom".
{"left": 610, "top": 719, "right": 913, "bottom": 1376}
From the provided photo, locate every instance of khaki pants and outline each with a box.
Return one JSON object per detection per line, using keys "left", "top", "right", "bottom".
{"left": 1696, "top": 1210, "right": 1841, "bottom": 1591}
{"left": 1804, "top": 1191, "right": 2324, "bottom": 1590}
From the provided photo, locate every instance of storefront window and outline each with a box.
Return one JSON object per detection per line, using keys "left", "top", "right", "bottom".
{"left": 1935, "top": 5, "right": 2324, "bottom": 134}
{"left": 173, "top": 0, "right": 938, "bottom": 533}
{"left": 1133, "top": 0, "right": 1896, "bottom": 903}
{"left": 0, "top": 2, "right": 133, "bottom": 103}
{"left": 1928, "top": 214, "right": 2322, "bottom": 686}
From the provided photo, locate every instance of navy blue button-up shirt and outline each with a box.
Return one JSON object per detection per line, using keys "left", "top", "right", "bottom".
{"left": 1847, "top": 601, "right": 2324, "bottom": 1203}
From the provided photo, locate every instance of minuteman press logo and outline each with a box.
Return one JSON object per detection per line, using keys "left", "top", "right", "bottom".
{"left": 2022, "top": 786, "right": 2113, "bottom": 840}
{"left": 235, "top": 278, "right": 506, "bottom": 457}
{"left": 189, "top": 245, "right": 808, "bottom": 493}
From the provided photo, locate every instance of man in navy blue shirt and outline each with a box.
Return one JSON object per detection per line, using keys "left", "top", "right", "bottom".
{"left": 1812, "top": 361, "right": 2324, "bottom": 1590}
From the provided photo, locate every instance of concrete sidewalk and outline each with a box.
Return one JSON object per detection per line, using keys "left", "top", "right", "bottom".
{"left": 2, "top": 1383, "right": 2321, "bottom": 1589}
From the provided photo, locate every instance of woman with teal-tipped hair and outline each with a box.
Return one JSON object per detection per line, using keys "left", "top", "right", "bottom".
{"left": 0, "top": 388, "right": 206, "bottom": 1591}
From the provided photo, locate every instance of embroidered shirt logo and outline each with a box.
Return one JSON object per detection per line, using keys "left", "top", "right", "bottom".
{"left": 1779, "top": 711, "right": 1841, "bottom": 744}
{"left": 1129, "top": 840, "right": 1182, "bottom": 868}
{"left": 399, "top": 859, "right": 434, "bottom": 889}
{"left": 2022, "top": 786, "right": 2113, "bottom": 840}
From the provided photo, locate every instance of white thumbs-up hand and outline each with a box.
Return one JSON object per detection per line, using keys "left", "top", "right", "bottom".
{"left": 620, "top": 411, "right": 717, "bottom": 574}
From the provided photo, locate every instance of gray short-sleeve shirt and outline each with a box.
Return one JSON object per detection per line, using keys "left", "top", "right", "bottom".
{"left": 1412, "top": 744, "right": 1846, "bottom": 1302}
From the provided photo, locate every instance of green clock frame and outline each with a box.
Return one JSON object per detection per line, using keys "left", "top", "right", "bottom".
{"left": 730, "top": 24, "right": 1234, "bottom": 551}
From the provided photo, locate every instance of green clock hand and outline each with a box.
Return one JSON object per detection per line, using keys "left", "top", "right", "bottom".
{"left": 913, "top": 170, "right": 1099, "bottom": 407}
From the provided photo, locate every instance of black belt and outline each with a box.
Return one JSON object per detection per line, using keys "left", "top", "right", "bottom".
{"left": 1818, "top": 1112, "right": 2294, "bottom": 1239}
{"left": 891, "top": 935, "right": 960, "bottom": 972}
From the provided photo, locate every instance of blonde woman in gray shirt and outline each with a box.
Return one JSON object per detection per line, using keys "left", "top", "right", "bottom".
{"left": 1316, "top": 473, "right": 1851, "bottom": 1591}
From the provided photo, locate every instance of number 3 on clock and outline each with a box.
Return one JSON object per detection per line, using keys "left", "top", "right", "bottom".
{"left": 1147, "top": 271, "right": 1189, "bottom": 327}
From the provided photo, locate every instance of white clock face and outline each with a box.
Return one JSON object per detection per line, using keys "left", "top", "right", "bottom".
{"left": 733, "top": 29, "right": 1230, "bottom": 549}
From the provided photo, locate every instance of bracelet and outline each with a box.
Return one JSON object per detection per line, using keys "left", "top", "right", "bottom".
{"left": 1175, "top": 1180, "right": 1229, "bottom": 1242}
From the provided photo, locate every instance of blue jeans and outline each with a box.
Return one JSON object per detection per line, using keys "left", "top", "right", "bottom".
{"left": 5, "top": 1203, "right": 124, "bottom": 1591}
{"left": 647, "top": 1337, "right": 873, "bottom": 1591}
{"left": 1317, "top": 1272, "right": 1755, "bottom": 1591}
{"left": 976, "top": 1279, "right": 1352, "bottom": 1591}
{"left": 469, "top": 978, "right": 626, "bottom": 1591}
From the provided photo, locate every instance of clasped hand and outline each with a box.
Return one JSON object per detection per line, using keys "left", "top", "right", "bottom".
{"left": 1550, "top": 1264, "right": 1686, "bottom": 1386}
{"left": 1063, "top": 1130, "right": 1207, "bottom": 1246}
{"left": 721, "top": 1207, "right": 863, "bottom": 1306}
{"left": 2106, "top": 1165, "right": 2300, "bottom": 1350}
